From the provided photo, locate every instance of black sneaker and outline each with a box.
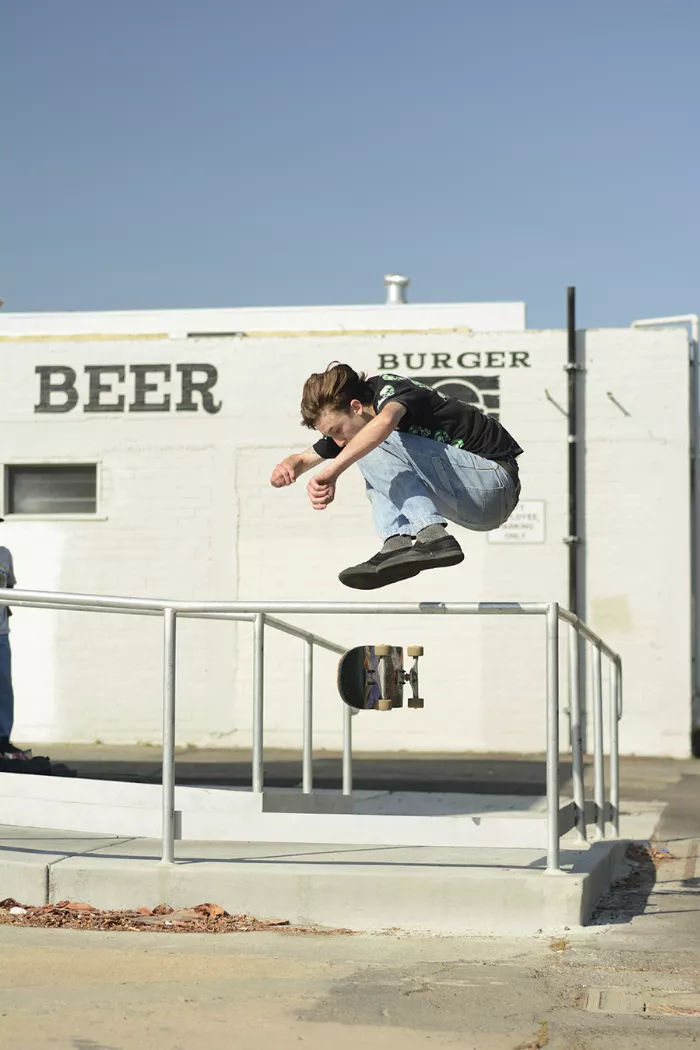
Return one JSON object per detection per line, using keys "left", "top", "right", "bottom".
{"left": 338, "top": 547, "right": 422, "bottom": 590}
{"left": 0, "top": 743, "right": 32, "bottom": 761}
{"left": 398, "top": 534, "right": 465, "bottom": 572}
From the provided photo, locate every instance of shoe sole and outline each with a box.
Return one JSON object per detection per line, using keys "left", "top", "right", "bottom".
{"left": 402, "top": 548, "right": 465, "bottom": 572}
{"left": 339, "top": 550, "right": 464, "bottom": 589}
{"left": 339, "top": 563, "right": 422, "bottom": 590}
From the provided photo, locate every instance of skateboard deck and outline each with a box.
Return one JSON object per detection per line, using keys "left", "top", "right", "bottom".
{"left": 337, "top": 645, "right": 424, "bottom": 711}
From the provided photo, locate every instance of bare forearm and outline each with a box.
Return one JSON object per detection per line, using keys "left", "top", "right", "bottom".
{"left": 270, "top": 447, "right": 323, "bottom": 488}
{"left": 294, "top": 448, "right": 324, "bottom": 476}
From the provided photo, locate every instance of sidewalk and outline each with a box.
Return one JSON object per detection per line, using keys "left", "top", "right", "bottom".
{"left": 1, "top": 835, "right": 699, "bottom": 1048}
{"left": 2, "top": 749, "right": 699, "bottom": 1045}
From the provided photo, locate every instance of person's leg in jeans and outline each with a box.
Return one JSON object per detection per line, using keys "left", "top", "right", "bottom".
{"left": 362, "top": 476, "right": 445, "bottom": 540}
{"left": 361, "top": 431, "right": 518, "bottom": 531}
{"left": 0, "top": 635, "right": 15, "bottom": 750}
{"left": 339, "top": 431, "right": 519, "bottom": 588}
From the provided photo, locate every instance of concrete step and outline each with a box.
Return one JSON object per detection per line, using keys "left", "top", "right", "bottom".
{"left": 0, "top": 773, "right": 352, "bottom": 839}
{"left": 0, "top": 823, "right": 632, "bottom": 934}
{"left": 0, "top": 772, "right": 558, "bottom": 845}
{"left": 0, "top": 774, "right": 662, "bottom": 849}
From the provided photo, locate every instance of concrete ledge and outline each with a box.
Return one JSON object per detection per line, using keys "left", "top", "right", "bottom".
{"left": 0, "top": 775, "right": 354, "bottom": 840}
{"left": 0, "top": 776, "right": 567, "bottom": 846}
{"left": 0, "top": 824, "right": 630, "bottom": 934}
{"left": 0, "top": 827, "right": 125, "bottom": 906}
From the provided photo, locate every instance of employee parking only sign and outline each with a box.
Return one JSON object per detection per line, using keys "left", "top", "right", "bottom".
{"left": 487, "top": 501, "right": 545, "bottom": 544}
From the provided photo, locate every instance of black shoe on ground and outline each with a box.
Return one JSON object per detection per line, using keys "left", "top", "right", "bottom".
{"left": 338, "top": 547, "right": 422, "bottom": 590}
{"left": 0, "top": 742, "right": 32, "bottom": 761}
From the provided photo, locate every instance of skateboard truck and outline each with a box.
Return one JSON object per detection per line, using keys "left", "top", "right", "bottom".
{"left": 374, "top": 644, "right": 424, "bottom": 711}
{"left": 406, "top": 645, "right": 425, "bottom": 709}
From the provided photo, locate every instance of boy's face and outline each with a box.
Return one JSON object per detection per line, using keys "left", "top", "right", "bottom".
{"left": 316, "top": 400, "right": 371, "bottom": 447}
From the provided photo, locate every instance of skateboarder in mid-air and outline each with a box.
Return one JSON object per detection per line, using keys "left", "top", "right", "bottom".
{"left": 270, "top": 363, "right": 522, "bottom": 589}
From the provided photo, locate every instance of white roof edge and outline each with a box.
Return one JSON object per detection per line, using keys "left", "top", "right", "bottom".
{"left": 0, "top": 300, "right": 527, "bottom": 336}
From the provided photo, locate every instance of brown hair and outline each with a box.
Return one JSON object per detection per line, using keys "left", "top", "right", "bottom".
{"left": 300, "top": 362, "right": 373, "bottom": 429}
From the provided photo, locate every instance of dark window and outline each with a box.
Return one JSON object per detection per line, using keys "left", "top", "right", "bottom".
{"left": 6, "top": 465, "right": 97, "bottom": 515}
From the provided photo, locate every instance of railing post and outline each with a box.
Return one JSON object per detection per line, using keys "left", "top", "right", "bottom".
{"left": 592, "top": 644, "right": 606, "bottom": 839}
{"left": 161, "top": 607, "right": 177, "bottom": 865}
{"left": 546, "top": 602, "right": 560, "bottom": 872}
{"left": 609, "top": 660, "right": 620, "bottom": 836}
{"left": 302, "top": 638, "right": 314, "bottom": 794}
{"left": 568, "top": 622, "right": 586, "bottom": 842}
{"left": 252, "top": 613, "right": 265, "bottom": 794}
{"left": 342, "top": 704, "right": 353, "bottom": 796}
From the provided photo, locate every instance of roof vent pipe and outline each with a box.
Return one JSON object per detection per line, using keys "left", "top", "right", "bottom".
{"left": 384, "top": 273, "right": 409, "bottom": 304}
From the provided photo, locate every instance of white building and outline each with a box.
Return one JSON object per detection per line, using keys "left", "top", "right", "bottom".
{"left": 0, "top": 286, "right": 695, "bottom": 757}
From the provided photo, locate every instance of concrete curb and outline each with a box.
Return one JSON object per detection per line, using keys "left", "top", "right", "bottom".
{"left": 0, "top": 825, "right": 630, "bottom": 934}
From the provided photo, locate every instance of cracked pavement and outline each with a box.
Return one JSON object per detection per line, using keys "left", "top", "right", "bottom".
{"left": 1, "top": 754, "right": 699, "bottom": 1048}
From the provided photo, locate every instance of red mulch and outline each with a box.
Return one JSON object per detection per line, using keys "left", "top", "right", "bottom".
{"left": 0, "top": 898, "right": 354, "bottom": 934}
{"left": 626, "top": 843, "right": 675, "bottom": 866}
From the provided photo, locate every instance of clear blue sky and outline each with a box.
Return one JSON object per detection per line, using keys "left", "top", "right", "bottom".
{"left": 3, "top": 0, "right": 699, "bottom": 328}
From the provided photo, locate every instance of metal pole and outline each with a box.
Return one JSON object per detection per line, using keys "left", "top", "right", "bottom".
{"left": 568, "top": 622, "right": 586, "bottom": 842}
{"left": 342, "top": 704, "right": 353, "bottom": 796}
{"left": 592, "top": 645, "right": 605, "bottom": 839}
{"left": 546, "top": 602, "right": 560, "bottom": 872}
{"left": 692, "top": 332, "right": 700, "bottom": 753}
{"left": 0, "top": 592, "right": 552, "bottom": 617}
{"left": 566, "top": 287, "right": 580, "bottom": 616}
{"left": 302, "top": 639, "right": 314, "bottom": 794}
{"left": 609, "top": 660, "right": 620, "bottom": 837}
{"left": 252, "top": 613, "right": 265, "bottom": 794}
{"left": 566, "top": 288, "right": 587, "bottom": 755}
{"left": 161, "top": 607, "right": 177, "bottom": 864}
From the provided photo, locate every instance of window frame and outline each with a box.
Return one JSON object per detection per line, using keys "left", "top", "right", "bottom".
{"left": 3, "top": 461, "right": 104, "bottom": 520}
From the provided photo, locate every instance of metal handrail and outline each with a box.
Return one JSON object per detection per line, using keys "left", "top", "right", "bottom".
{"left": 0, "top": 587, "right": 623, "bottom": 873}
{"left": 0, "top": 587, "right": 355, "bottom": 808}
{"left": 558, "top": 607, "right": 621, "bottom": 669}
{"left": 0, "top": 589, "right": 549, "bottom": 616}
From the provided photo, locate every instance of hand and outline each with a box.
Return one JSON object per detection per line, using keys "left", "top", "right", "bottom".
{"left": 307, "top": 472, "right": 336, "bottom": 510}
{"left": 270, "top": 459, "right": 297, "bottom": 487}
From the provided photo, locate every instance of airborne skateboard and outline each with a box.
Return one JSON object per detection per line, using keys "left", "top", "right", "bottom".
{"left": 337, "top": 645, "right": 424, "bottom": 712}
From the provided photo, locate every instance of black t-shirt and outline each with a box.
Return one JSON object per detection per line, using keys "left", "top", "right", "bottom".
{"left": 312, "top": 374, "right": 523, "bottom": 461}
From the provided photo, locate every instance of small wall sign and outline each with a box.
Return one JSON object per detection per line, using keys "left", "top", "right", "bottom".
{"left": 487, "top": 501, "right": 546, "bottom": 544}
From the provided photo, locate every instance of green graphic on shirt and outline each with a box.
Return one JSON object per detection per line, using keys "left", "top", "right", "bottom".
{"left": 381, "top": 374, "right": 403, "bottom": 381}
{"left": 451, "top": 438, "right": 465, "bottom": 449}
{"left": 407, "top": 424, "right": 433, "bottom": 438}
{"left": 377, "top": 384, "right": 396, "bottom": 406}
{"left": 434, "top": 430, "right": 450, "bottom": 443}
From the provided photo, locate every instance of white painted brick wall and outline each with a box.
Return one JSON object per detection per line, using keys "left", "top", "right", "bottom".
{"left": 584, "top": 328, "right": 690, "bottom": 757}
{"left": 0, "top": 315, "right": 691, "bottom": 756}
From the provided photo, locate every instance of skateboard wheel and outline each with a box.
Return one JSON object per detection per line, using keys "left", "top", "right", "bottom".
{"left": 407, "top": 646, "right": 424, "bottom": 658}
{"left": 374, "top": 645, "right": 392, "bottom": 657}
{"left": 377, "top": 698, "right": 392, "bottom": 711}
{"left": 408, "top": 697, "right": 425, "bottom": 709}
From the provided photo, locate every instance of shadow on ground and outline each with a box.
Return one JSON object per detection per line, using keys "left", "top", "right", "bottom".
{"left": 589, "top": 844, "right": 657, "bottom": 925}
{"left": 48, "top": 753, "right": 575, "bottom": 796}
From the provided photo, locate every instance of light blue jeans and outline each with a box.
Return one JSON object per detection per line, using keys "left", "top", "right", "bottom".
{"left": 357, "top": 431, "right": 520, "bottom": 541}
{"left": 0, "top": 635, "right": 13, "bottom": 740}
